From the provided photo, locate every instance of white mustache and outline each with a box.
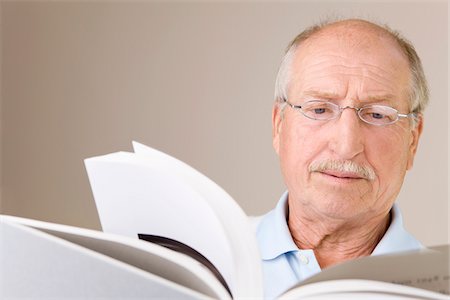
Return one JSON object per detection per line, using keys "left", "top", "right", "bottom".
{"left": 309, "top": 160, "right": 376, "bottom": 181}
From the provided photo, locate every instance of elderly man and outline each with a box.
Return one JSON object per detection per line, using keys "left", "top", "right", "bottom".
{"left": 256, "top": 18, "right": 428, "bottom": 298}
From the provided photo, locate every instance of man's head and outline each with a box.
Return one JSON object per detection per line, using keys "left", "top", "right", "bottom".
{"left": 275, "top": 19, "right": 429, "bottom": 117}
{"left": 272, "top": 19, "right": 428, "bottom": 223}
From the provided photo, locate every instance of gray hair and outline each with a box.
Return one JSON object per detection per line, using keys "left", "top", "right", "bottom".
{"left": 274, "top": 19, "right": 429, "bottom": 120}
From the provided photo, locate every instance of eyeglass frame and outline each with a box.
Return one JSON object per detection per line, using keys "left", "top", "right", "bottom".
{"left": 282, "top": 98, "right": 417, "bottom": 126}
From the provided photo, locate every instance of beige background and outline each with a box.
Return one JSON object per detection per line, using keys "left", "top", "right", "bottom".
{"left": 1, "top": 1, "right": 448, "bottom": 246}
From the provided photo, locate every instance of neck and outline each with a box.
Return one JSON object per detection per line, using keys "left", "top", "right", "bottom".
{"left": 288, "top": 208, "right": 391, "bottom": 269}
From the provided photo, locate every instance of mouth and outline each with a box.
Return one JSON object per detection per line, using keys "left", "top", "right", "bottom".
{"left": 318, "top": 170, "right": 366, "bottom": 181}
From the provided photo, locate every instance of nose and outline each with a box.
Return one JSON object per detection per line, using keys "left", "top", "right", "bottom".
{"left": 328, "top": 108, "right": 364, "bottom": 159}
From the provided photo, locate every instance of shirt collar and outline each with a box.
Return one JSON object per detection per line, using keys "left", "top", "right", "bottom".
{"left": 372, "top": 203, "right": 423, "bottom": 254}
{"left": 256, "top": 191, "right": 423, "bottom": 260}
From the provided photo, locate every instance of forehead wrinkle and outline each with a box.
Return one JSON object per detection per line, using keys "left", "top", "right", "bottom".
{"left": 294, "top": 30, "right": 411, "bottom": 78}
{"left": 297, "top": 70, "right": 400, "bottom": 96}
{"left": 299, "top": 58, "right": 403, "bottom": 82}
{"left": 294, "top": 53, "right": 405, "bottom": 80}
{"left": 292, "top": 63, "right": 405, "bottom": 102}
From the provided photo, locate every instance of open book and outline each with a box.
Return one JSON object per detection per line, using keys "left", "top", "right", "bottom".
{"left": 81, "top": 141, "right": 450, "bottom": 299}
{"left": 1, "top": 214, "right": 449, "bottom": 300}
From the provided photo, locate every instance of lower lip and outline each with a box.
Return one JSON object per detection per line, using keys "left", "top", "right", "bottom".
{"left": 317, "top": 172, "right": 364, "bottom": 183}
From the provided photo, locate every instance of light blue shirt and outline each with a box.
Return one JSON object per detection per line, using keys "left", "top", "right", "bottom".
{"left": 255, "top": 191, "right": 424, "bottom": 299}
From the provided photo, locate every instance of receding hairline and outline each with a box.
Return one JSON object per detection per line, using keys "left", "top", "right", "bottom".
{"left": 288, "top": 19, "right": 406, "bottom": 54}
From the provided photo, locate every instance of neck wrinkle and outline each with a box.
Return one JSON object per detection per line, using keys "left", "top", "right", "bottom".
{"left": 288, "top": 209, "right": 391, "bottom": 269}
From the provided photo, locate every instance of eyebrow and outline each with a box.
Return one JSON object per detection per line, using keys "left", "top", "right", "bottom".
{"left": 302, "top": 90, "right": 396, "bottom": 104}
{"left": 302, "top": 90, "right": 339, "bottom": 99}
{"left": 365, "top": 94, "right": 397, "bottom": 103}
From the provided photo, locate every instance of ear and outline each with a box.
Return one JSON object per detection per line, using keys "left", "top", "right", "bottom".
{"left": 272, "top": 103, "right": 283, "bottom": 155}
{"left": 406, "top": 114, "right": 424, "bottom": 170}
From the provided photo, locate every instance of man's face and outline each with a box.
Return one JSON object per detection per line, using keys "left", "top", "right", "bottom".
{"left": 272, "top": 25, "right": 423, "bottom": 222}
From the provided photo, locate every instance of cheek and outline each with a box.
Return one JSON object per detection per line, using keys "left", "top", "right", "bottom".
{"left": 278, "top": 120, "right": 325, "bottom": 179}
{"left": 366, "top": 128, "right": 411, "bottom": 180}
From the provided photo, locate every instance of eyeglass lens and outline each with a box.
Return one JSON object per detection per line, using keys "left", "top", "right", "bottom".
{"left": 300, "top": 101, "right": 399, "bottom": 125}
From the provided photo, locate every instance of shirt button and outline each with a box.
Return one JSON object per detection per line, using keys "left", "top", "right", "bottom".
{"left": 299, "top": 254, "right": 309, "bottom": 265}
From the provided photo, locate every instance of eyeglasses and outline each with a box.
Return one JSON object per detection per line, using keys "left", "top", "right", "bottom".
{"left": 284, "top": 99, "right": 416, "bottom": 126}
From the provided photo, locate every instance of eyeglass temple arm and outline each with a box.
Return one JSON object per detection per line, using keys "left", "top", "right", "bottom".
{"left": 282, "top": 98, "right": 302, "bottom": 109}
{"left": 400, "top": 112, "right": 417, "bottom": 119}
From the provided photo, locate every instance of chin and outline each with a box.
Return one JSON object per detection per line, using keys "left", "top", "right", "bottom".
{"left": 314, "top": 198, "right": 374, "bottom": 221}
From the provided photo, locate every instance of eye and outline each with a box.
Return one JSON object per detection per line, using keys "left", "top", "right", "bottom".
{"left": 313, "top": 108, "right": 326, "bottom": 114}
{"left": 362, "top": 110, "right": 388, "bottom": 121}
{"left": 305, "top": 103, "right": 333, "bottom": 114}
{"left": 360, "top": 106, "right": 398, "bottom": 125}
{"left": 301, "top": 101, "right": 337, "bottom": 120}
{"left": 370, "top": 112, "right": 385, "bottom": 119}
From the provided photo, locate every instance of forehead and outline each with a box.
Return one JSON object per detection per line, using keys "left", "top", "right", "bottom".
{"left": 288, "top": 22, "right": 411, "bottom": 105}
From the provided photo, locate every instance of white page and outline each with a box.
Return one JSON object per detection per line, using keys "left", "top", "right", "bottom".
{"left": 290, "top": 246, "right": 449, "bottom": 296}
{"left": 85, "top": 153, "right": 233, "bottom": 290}
{"left": 1, "top": 214, "right": 231, "bottom": 299}
{"left": 279, "top": 279, "right": 450, "bottom": 300}
{"left": 0, "top": 216, "right": 211, "bottom": 299}
{"left": 131, "top": 141, "right": 263, "bottom": 298}
{"left": 85, "top": 147, "right": 262, "bottom": 297}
